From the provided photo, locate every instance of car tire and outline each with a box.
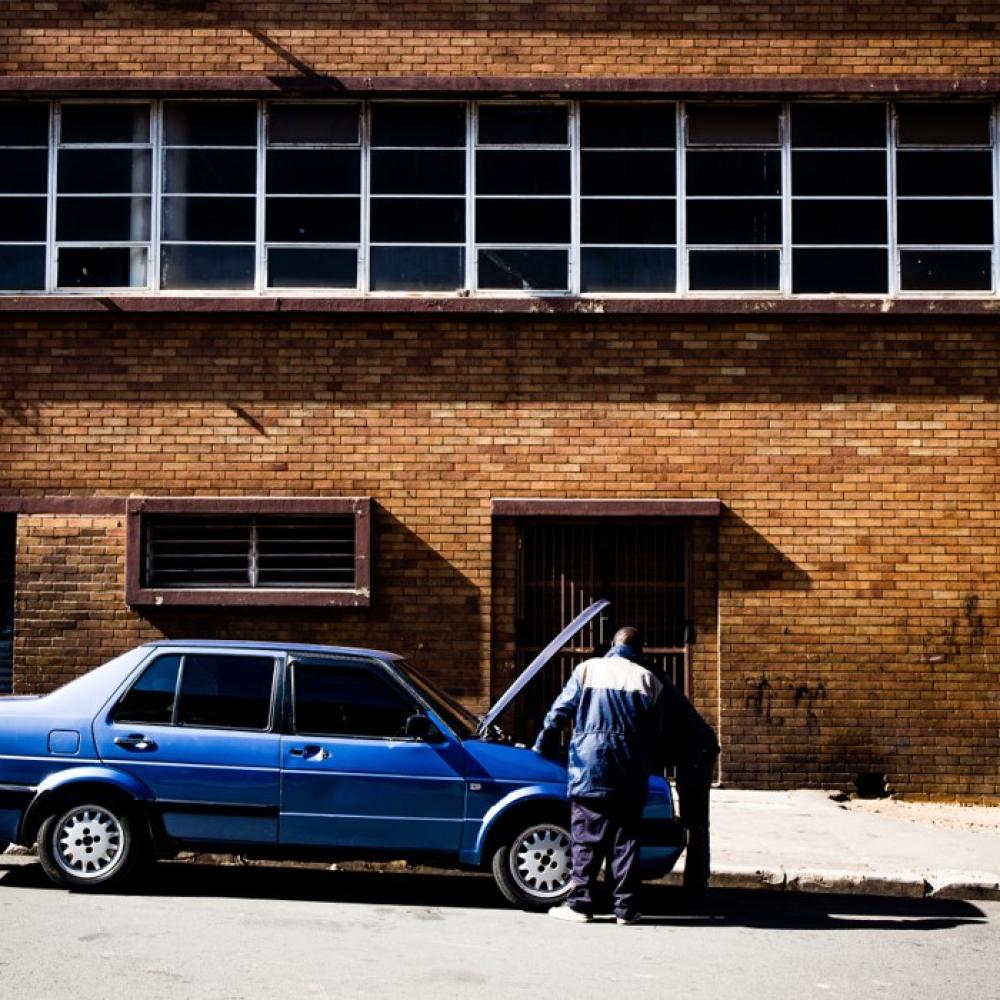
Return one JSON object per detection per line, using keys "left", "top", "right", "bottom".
{"left": 491, "top": 817, "right": 573, "bottom": 912}
{"left": 37, "top": 797, "right": 144, "bottom": 892}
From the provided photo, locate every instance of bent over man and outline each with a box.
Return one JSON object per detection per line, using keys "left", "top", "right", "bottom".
{"left": 533, "top": 626, "right": 662, "bottom": 925}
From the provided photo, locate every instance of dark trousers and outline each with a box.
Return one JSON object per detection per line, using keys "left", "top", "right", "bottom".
{"left": 567, "top": 797, "right": 643, "bottom": 920}
{"left": 675, "top": 751, "right": 717, "bottom": 893}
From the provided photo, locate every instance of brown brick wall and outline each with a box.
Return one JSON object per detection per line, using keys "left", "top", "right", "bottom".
{"left": 1, "top": 314, "right": 997, "bottom": 797}
{"left": 2, "top": 2, "right": 1000, "bottom": 79}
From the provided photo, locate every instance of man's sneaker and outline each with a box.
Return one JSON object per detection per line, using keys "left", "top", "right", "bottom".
{"left": 548, "top": 904, "right": 592, "bottom": 923}
{"left": 615, "top": 913, "right": 642, "bottom": 926}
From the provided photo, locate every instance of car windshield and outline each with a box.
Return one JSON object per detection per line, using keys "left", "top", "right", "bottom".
{"left": 397, "top": 661, "right": 479, "bottom": 740}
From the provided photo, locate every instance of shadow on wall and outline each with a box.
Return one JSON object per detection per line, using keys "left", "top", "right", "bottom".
{"left": 722, "top": 512, "right": 813, "bottom": 593}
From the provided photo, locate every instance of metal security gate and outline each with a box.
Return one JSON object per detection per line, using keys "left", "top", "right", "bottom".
{"left": 511, "top": 520, "right": 689, "bottom": 742}
{"left": 0, "top": 515, "right": 14, "bottom": 694}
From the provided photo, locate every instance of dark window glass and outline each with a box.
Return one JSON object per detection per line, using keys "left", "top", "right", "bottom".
{"left": 792, "top": 151, "right": 886, "bottom": 196}
{"left": 686, "top": 151, "right": 781, "bottom": 196}
{"left": 689, "top": 250, "right": 780, "bottom": 291}
{"left": 265, "top": 197, "right": 360, "bottom": 244}
{"left": 164, "top": 149, "right": 256, "bottom": 194}
{"left": 0, "top": 246, "right": 46, "bottom": 290}
{"left": 581, "top": 151, "right": 675, "bottom": 196}
{"left": 478, "top": 248, "right": 568, "bottom": 290}
{"left": 0, "top": 150, "right": 48, "bottom": 194}
{"left": 895, "top": 151, "right": 992, "bottom": 197}
{"left": 163, "top": 102, "right": 257, "bottom": 146}
{"left": 579, "top": 104, "right": 675, "bottom": 148}
{"left": 161, "top": 197, "right": 256, "bottom": 242}
{"left": 900, "top": 250, "right": 993, "bottom": 291}
{"left": 293, "top": 661, "right": 415, "bottom": 738}
{"left": 0, "top": 198, "right": 47, "bottom": 241}
{"left": 58, "top": 149, "right": 151, "bottom": 195}
{"left": 686, "top": 104, "right": 781, "bottom": 146}
{"left": 177, "top": 654, "right": 275, "bottom": 731}
{"left": 371, "top": 150, "right": 465, "bottom": 195}
{"left": 0, "top": 103, "right": 49, "bottom": 145}
{"left": 790, "top": 103, "right": 886, "bottom": 148}
{"left": 371, "top": 103, "right": 466, "bottom": 147}
{"left": 57, "top": 247, "right": 147, "bottom": 288}
{"left": 370, "top": 197, "right": 464, "bottom": 244}
{"left": 897, "top": 200, "right": 993, "bottom": 245}
{"left": 476, "top": 199, "right": 570, "bottom": 243}
{"left": 896, "top": 103, "right": 992, "bottom": 146}
{"left": 266, "top": 149, "right": 360, "bottom": 195}
{"left": 160, "top": 245, "right": 255, "bottom": 290}
{"left": 478, "top": 105, "right": 568, "bottom": 145}
{"left": 257, "top": 517, "right": 357, "bottom": 588}
{"left": 686, "top": 200, "right": 781, "bottom": 245}
{"left": 792, "top": 200, "right": 887, "bottom": 245}
{"left": 371, "top": 246, "right": 465, "bottom": 290}
{"left": 581, "top": 248, "right": 676, "bottom": 292}
{"left": 580, "top": 199, "right": 675, "bottom": 244}
{"left": 61, "top": 104, "right": 149, "bottom": 144}
{"left": 792, "top": 248, "right": 888, "bottom": 293}
{"left": 146, "top": 516, "right": 250, "bottom": 587}
{"left": 112, "top": 655, "right": 182, "bottom": 725}
{"left": 476, "top": 150, "right": 570, "bottom": 195}
{"left": 267, "top": 103, "right": 360, "bottom": 145}
{"left": 267, "top": 248, "right": 358, "bottom": 289}
{"left": 56, "top": 197, "right": 151, "bottom": 242}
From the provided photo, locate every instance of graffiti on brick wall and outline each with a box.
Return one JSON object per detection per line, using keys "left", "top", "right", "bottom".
{"left": 746, "top": 674, "right": 827, "bottom": 732}
{"left": 921, "top": 594, "right": 990, "bottom": 665}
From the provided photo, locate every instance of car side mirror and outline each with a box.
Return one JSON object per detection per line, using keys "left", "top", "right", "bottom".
{"left": 404, "top": 713, "right": 439, "bottom": 741}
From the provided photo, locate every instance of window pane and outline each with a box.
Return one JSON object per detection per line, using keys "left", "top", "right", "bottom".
{"left": 371, "top": 103, "right": 466, "bottom": 147}
{"left": 579, "top": 104, "right": 675, "bottom": 148}
{"left": 146, "top": 516, "right": 250, "bottom": 586}
{"left": 792, "top": 200, "right": 887, "bottom": 245}
{"left": 686, "top": 104, "right": 781, "bottom": 145}
{"left": 896, "top": 103, "right": 991, "bottom": 146}
{"left": 267, "top": 248, "right": 358, "bottom": 289}
{"left": 266, "top": 149, "right": 360, "bottom": 195}
{"left": 686, "top": 200, "right": 781, "bottom": 244}
{"left": 478, "top": 105, "right": 568, "bottom": 145}
{"left": 57, "top": 247, "right": 147, "bottom": 288}
{"left": 0, "top": 198, "right": 46, "bottom": 241}
{"left": 112, "top": 655, "right": 181, "bottom": 725}
{"left": 900, "top": 250, "right": 993, "bottom": 291}
{"left": 476, "top": 199, "right": 570, "bottom": 243}
{"left": 160, "top": 245, "right": 255, "bottom": 290}
{"left": 790, "top": 103, "right": 886, "bottom": 148}
{"left": 478, "top": 248, "right": 567, "bottom": 290}
{"left": 895, "top": 151, "right": 992, "bottom": 196}
{"left": 581, "top": 151, "right": 675, "bottom": 196}
{"left": 792, "top": 151, "right": 886, "bottom": 196}
{"left": 56, "top": 196, "right": 151, "bottom": 242}
{"left": 256, "top": 517, "right": 357, "bottom": 587}
{"left": 897, "top": 200, "right": 993, "bottom": 245}
{"left": 164, "top": 149, "right": 256, "bottom": 194}
{"left": 293, "top": 661, "right": 415, "bottom": 738}
{"left": 177, "top": 654, "right": 275, "bottom": 731}
{"left": 162, "top": 197, "right": 255, "bottom": 242}
{"left": 686, "top": 151, "right": 781, "bottom": 196}
{"left": 0, "top": 103, "right": 49, "bottom": 145}
{"left": 581, "top": 248, "right": 676, "bottom": 292}
{"left": 163, "top": 102, "right": 257, "bottom": 146}
{"left": 580, "top": 199, "right": 675, "bottom": 244}
{"left": 59, "top": 149, "right": 151, "bottom": 195}
{"left": 370, "top": 246, "right": 465, "bottom": 291}
{"left": 265, "top": 197, "right": 360, "bottom": 243}
{"left": 476, "top": 150, "right": 570, "bottom": 195}
{"left": 61, "top": 104, "right": 149, "bottom": 144}
{"left": 0, "top": 246, "right": 45, "bottom": 290}
{"left": 792, "top": 249, "right": 888, "bottom": 293}
{"left": 268, "top": 103, "right": 360, "bottom": 145}
{"left": 371, "top": 150, "right": 465, "bottom": 195}
{"left": 0, "top": 150, "right": 48, "bottom": 194}
{"left": 369, "top": 197, "right": 464, "bottom": 243}
{"left": 689, "top": 250, "right": 780, "bottom": 291}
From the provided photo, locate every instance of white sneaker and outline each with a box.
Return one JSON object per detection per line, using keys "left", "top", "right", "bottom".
{"left": 548, "top": 904, "right": 592, "bottom": 923}
{"left": 615, "top": 913, "right": 642, "bottom": 926}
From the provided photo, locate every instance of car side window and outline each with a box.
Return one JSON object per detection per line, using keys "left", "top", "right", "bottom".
{"left": 293, "top": 660, "right": 417, "bottom": 738}
{"left": 175, "top": 654, "right": 276, "bottom": 730}
{"left": 112, "top": 654, "right": 182, "bottom": 725}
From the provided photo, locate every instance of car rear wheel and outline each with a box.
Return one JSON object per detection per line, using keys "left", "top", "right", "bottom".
{"left": 37, "top": 799, "right": 143, "bottom": 892}
{"left": 491, "top": 818, "right": 573, "bottom": 911}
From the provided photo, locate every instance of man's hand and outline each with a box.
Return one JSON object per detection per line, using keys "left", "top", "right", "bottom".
{"left": 533, "top": 727, "right": 561, "bottom": 758}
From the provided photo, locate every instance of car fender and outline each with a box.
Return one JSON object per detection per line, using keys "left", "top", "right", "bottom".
{"left": 465, "top": 783, "right": 568, "bottom": 866}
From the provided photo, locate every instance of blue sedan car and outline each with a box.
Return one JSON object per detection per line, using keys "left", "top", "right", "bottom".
{"left": 0, "top": 601, "right": 683, "bottom": 909}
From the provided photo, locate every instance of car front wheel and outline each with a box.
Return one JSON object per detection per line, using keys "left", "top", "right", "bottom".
{"left": 491, "top": 818, "right": 573, "bottom": 911}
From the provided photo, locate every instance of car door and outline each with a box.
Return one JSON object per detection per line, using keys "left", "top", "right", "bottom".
{"left": 93, "top": 648, "right": 282, "bottom": 844}
{"left": 279, "top": 655, "right": 466, "bottom": 853}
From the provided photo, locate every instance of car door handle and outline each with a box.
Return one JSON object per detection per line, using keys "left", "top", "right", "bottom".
{"left": 114, "top": 734, "right": 158, "bottom": 752}
{"left": 289, "top": 745, "right": 330, "bottom": 760}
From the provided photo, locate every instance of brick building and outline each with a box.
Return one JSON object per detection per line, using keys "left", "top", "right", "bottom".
{"left": 0, "top": 2, "right": 997, "bottom": 798}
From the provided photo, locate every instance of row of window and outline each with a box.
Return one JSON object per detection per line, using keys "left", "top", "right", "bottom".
{"left": 1, "top": 98, "right": 999, "bottom": 296}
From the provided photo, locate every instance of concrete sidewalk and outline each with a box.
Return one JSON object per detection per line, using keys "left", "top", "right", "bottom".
{"left": 661, "top": 789, "right": 1000, "bottom": 900}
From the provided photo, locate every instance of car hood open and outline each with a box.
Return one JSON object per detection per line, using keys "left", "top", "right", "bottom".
{"left": 476, "top": 598, "right": 609, "bottom": 735}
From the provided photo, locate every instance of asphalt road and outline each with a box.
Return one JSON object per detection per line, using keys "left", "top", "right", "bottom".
{"left": 1, "top": 859, "right": 997, "bottom": 1000}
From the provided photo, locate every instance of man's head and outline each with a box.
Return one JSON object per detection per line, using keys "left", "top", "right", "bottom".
{"left": 610, "top": 626, "right": 642, "bottom": 656}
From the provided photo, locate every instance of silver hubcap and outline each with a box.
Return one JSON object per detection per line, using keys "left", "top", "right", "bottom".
{"left": 510, "top": 824, "right": 572, "bottom": 899}
{"left": 52, "top": 805, "right": 125, "bottom": 880}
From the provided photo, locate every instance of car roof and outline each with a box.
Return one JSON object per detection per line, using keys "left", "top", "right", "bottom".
{"left": 144, "top": 639, "right": 402, "bottom": 663}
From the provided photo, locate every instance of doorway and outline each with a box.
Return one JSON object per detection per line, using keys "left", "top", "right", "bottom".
{"left": 0, "top": 514, "right": 14, "bottom": 693}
